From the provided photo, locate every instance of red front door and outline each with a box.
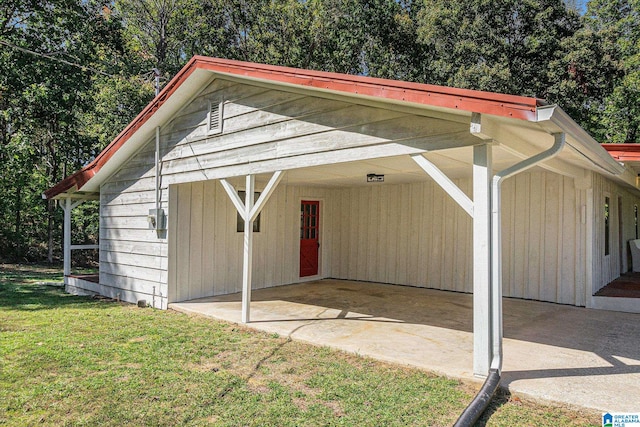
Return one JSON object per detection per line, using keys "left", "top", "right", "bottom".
{"left": 300, "top": 200, "right": 320, "bottom": 277}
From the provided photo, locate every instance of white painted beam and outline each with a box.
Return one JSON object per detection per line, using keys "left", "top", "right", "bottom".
{"left": 70, "top": 244, "right": 100, "bottom": 250}
{"left": 411, "top": 154, "right": 473, "bottom": 217}
{"left": 472, "top": 144, "right": 492, "bottom": 377}
{"left": 219, "top": 178, "right": 246, "bottom": 218}
{"left": 63, "top": 198, "right": 72, "bottom": 277}
{"left": 50, "top": 192, "right": 100, "bottom": 201}
{"left": 220, "top": 172, "right": 284, "bottom": 323}
{"left": 220, "top": 175, "right": 263, "bottom": 323}
{"left": 249, "top": 171, "right": 284, "bottom": 222}
{"left": 471, "top": 112, "right": 581, "bottom": 178}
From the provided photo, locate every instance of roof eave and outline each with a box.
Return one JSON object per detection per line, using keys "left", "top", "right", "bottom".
{"left": 536, "top": 105, "right": 627, "bottom": 177}
{"left": 42, "top": 56, "right": 558, "bottom": 200}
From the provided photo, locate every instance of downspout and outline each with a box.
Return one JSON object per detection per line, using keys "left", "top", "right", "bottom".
{"left": 454, "top": 132, "right": 566, "bottom": 427}
{"left": 490, "top": 132, "right": 565, "bottom": 373}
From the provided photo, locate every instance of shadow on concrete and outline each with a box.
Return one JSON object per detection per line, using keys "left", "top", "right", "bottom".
{"left": 200, "top": 279, "right": 640, "bottom": 384}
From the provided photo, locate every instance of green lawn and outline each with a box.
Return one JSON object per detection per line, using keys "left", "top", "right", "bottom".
{"left": 0, "top": 264, "right": 598, "bottom": 426}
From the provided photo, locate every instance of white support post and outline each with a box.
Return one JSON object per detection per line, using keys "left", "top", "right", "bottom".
{"left": 63, "top": 198, "right": 72, "bottom": 277}
{"left": 250, "top": 171, "right": 284, "bottom": 222}
{"left": 219, "top": 172, "right": 284, "bottom": 323}
{"left": 62, "top": 198, "right": 83, "bottom": 278}
{"left": 242, "top": 175, "right": 255, "bottom": 323}
{"left": 473, "top": 144, "right": 492, "bottom": 377}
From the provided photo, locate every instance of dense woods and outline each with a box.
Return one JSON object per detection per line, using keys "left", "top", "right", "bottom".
{"left": 0, "top": 0, "right": 638, "bottom": 263}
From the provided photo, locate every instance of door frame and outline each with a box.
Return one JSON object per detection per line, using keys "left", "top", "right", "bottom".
{"left": 298, "top": 197, "right": 324, "bottom": 280}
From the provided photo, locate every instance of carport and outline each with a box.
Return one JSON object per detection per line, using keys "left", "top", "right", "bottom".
{"left": 45, "top": 57, "right": 640, "bottom": 390}
{"left": 171, "top": 279, "right": 640, "bottom": 412}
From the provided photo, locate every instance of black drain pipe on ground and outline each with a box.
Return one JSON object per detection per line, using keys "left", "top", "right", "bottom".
{"left": 453, "top": 369, "right": 501, "bottom": 426}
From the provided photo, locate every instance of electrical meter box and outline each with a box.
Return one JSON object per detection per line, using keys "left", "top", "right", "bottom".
{"left": 148, "top": 208, "right": 166, "bottom": 231}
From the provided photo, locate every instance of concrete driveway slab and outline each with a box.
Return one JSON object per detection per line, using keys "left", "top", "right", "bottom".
{"left": 170, "top": 280, "right": 640, "bottom": 412}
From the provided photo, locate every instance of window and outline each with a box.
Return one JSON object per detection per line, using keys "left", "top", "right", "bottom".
{"left": 604, "top": 197, "right": 610, "bottom": 256}
{"left": 208, "top": 99, "right": 223, "bottom": 134}
{"left": 236, "top": 191, "right": 261, "bottom": 232}
{"left": 635, "top": 204, "right": 638, "bottom": 239}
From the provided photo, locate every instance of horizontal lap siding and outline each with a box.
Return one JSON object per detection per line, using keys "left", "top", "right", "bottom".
{"left": 151, "top": 80, "right": 466, "bottom": 187}
{"left": 100, "top": 157, "right": 169, "bottom": 307}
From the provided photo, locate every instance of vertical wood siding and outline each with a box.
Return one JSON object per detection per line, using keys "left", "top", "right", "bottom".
{"left": 168, "top": 171, "right": 589, "bottom": 306}
{"left": 591, "top": 173, "right": 640, "bottom": 295}
{"left": 167, "top": 182, "right": 331, "bottom": 301}
{"left": 328, "top": 182, "right": 474, "bottom": 292}
{"left": 500, "top": 172, "right": 585, "bottom": 305}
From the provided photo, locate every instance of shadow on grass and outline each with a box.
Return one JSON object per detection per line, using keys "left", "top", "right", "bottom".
{"left": 0, "top": 265, "right": 114, "bottom": 311}
{"left": 474, "top": 388, "right": 512, "bottom": 426}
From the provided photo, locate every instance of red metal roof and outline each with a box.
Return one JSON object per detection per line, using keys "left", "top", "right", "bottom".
{"left": 45, "top": 56, "right": 545, "bottom": 199}
{"left": 601, "top": 143, "right": 640, "bottom": 162}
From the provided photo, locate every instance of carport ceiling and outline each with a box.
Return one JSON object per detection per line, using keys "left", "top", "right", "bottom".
{"left": 229, "top": 144, "right": 551, "bottom": 188}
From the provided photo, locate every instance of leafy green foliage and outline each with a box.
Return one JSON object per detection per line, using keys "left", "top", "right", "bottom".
{"left": 416, "top": 0, "right": 581, "bottom": 95}
{"left": 0, "top": 1, "right": 151, "bottom": 262}
{"left": 548, "top": 0, "right": 640, "bottom": 141}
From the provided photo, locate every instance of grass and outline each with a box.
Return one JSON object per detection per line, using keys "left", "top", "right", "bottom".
{"left": 0, "top": 264, "right": 599, "bottom": 426}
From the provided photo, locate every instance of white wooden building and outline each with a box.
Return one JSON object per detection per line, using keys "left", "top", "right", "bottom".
{"left": 45, "top": 57, "right": 640, "bottom": 377}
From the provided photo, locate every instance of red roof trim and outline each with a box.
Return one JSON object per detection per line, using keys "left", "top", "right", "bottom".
{"left": 602, "top": 143, "right": 640, "bottom": 162}
{"left": 45, "top": 56, "right": 542, "bottom": 199}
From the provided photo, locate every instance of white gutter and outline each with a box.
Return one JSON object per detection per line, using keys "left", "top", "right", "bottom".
{"left": 537, "top": 105, "right": 626, "bottom": 176}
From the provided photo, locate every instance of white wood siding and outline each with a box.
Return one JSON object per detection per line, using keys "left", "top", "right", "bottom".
{"left": 329, "top": 182, "right": 474, "bottom": 292}
{"left": 327, "top": 172, "right": 586, "bottom": 305}
{"left": 500, "top": 172, "right": 586, "bottom": 305}
{"left": 98, "top": 76, "right": 628, "bottom": 309}
{"left": 168, "top": 171, "right": 589, "bottom": 306}
{"left": 591, "top": 173, "right": 640, "bottom": 295}
{"left": 99, "top": 77, "right": 466, "bottom": 307}
{"left": 99, "top": 186, "right": 169, "bottom": 308}
{"left": 167, "top": 182, "right": 331, "bottom": 301}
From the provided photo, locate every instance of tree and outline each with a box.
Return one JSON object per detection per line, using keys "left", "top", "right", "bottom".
{"left": 0, "top": 0, "right": 143, "bottom": 262}
{"left": 547, "top": 0, "right": 640, "bottom": 142}
{"left": 415, "top": 0, "right": 581, "bottom": 96}
{"left": 587, "top": 0, "right": 640, "bottom": 142}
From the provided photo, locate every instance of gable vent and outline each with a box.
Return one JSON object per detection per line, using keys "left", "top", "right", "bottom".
{"left": 208, "top": 100, "right": 223, "bottom": 134}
